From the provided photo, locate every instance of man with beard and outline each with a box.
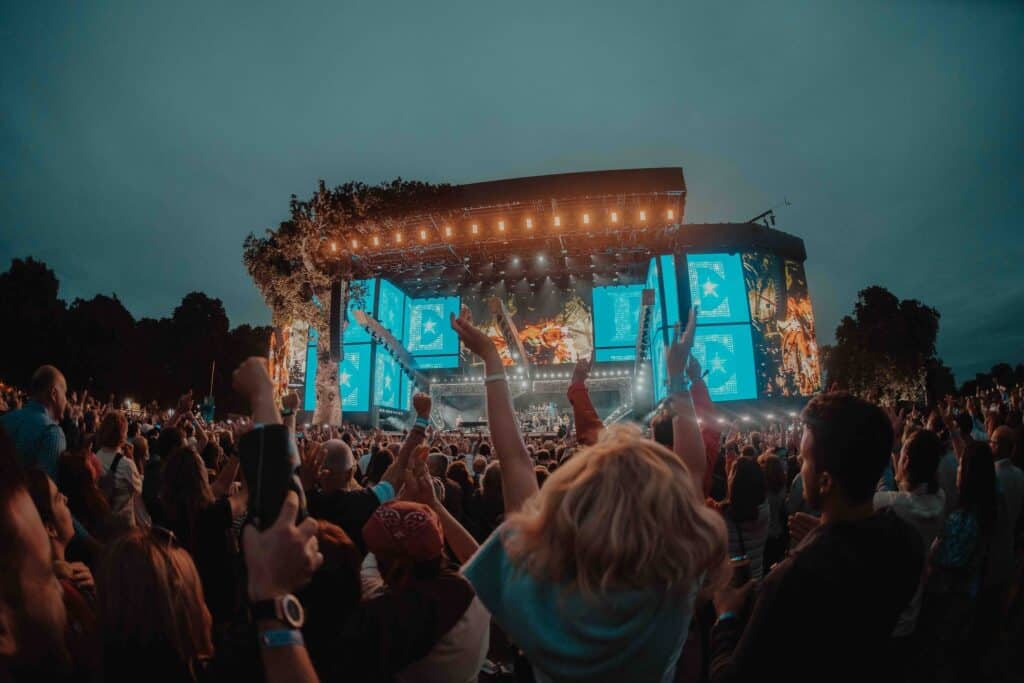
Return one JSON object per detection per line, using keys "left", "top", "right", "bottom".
{"left": 0, "top": 426, "right": 72, "bottom": 681}
{"left": 709, "top": 393, "right": 924, "bottom": 682}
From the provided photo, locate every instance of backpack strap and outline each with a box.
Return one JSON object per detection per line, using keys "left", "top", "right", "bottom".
{"left": 109, "top": 452, "right": 125, "bottom": 480}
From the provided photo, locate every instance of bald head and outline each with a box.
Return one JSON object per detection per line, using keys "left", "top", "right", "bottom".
{"left": 426, "top": 452, "right": 448, "bottom": 478}
{"left": 991, "top": 426, "right": 1016, "bottom": 461}
{"left": 319, "top": 439, "right": 355, "bottom": 493}
{"left": 30, "top": 365, "right": 67, "bottom": 419}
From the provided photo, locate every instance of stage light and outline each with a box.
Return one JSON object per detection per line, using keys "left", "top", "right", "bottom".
{"left": 716, "top": 417, "right": 726, "bottom": 424}
{"left": 168, "top": 409, "right": 175, "bottom": 417}
{"left": 471, "top": 223, "right": 479, "bottom": 235}
{"left": 526, "top": 218, "right": 533, "bottom": 229}
{"left": 124, "top": 398, "right": 132, "bottom": 407}
{"left": 788, "top": 411, "right": 798, "bottom": 417}
{"left": 667, "top": 209, "right": 675, "bottom": 220}
{"left": 765, "top": 413, "right": 775, "bottom": 419}
{"left": 395, "top": 232, "right": 403, "bottom": 243}
{"left": 741, "top": 415, "right": 751, "bottom": 422}
{"left": 538, "top": 254, "right": 545, "bottom": 264}
{"left": 610, "top": 211, "right": 618, "bottom": 223}
{"left": 553, "top": 215, "right": 561, "bottom": 227}
{"left": 372, "top": 236, "right": 380, "bottom": 247}
{"left": 351, "top": 238, "right": 359, "bottom": 249}
{"left": 639, "top": 210, "right": 646, "bottom": 221}
{"left": 330, "top": 241, "right": 337, "bottom": 253}
{"left": 420, "top": 229, "right": 428, "bottom": 241}
{"left": 582, "top": 213, "right": 590, "bottom": 225}
{"left": 444, "top": 225, "right": 453, "bottom": 238}
{"left": 511, "top": 256, "right": 520, "bottom": 266}
{"left": 498, "top": 220, "right": 505, "bottom": 232}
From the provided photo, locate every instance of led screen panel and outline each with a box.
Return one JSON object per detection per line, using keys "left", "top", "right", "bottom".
{"left": 414, "top": 355, "right": 460, "bottom": 369}
{"left": 344, "top": 279, "right": 377, "bottom": 344}
{"left": 660, "top": 254, "right": 681, "bottom": 329}
{"left": 595, "top": 347, "right": 636, "bottom": 363}
{"left": 407, "top": 296, "right": 461, "bottom": 356}
{"left": 686, "top": 253, "right": 750, "bottom": 325}
{"left": 692, "top": 324, "right": 757, "bottom": 401}
{"left": 651, "top": 328, "right": 668, "bottom": 403}
{"left": 373, "top": 352, "right": 402, "bottom": 409}
{"left": 592, "top": 284, "right": 645, "bottom": 348}
{"left": 340, "top": 344, "right": 372, "bottom": 412}
{"left": 378, "top": 279, "right": 406, "bottom": 342}
{"left": 303, "top": 327, "right": 318, "bottom": 411}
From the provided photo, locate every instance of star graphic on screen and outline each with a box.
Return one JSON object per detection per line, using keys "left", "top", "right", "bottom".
{"left": 340, "top": 370, "right": 351, "bottom": 387}
{"left": 702, "top": 278, "right": 720, "bottom": 298}
{"left": 709, "top": 353, "right": 728, "bottom": 374}
{"left": 383, "top": 376, "right": 392, "bottom": 390}
{"left": 423, "top": 320, "right": 437, "bottom": 334}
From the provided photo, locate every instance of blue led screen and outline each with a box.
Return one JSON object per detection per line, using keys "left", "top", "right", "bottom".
{"left": 344, "top": 279, "right": 377, "bottom": 344}
{"left": 592, "top": 284, "right": 645, "bottom": 349}
{"left": 373, "top": 351, "right": 402, "bottom": 410}
{"left": 692, "top": 324, "right": 757, "bottom": 401}
{"left": 377, "top": 279, "right": 406, "bottom": 342}
{"left": 406, "top": 296, "right": 461, "bottom": 356}
{"left": 595, "top": 347, "right": 637, "bottom": 363}
{"left": 686, "top": 253, "right": 750, "bottom": 325}
{"left": 660, "top": 254, "right": 681, "bottom": 329}
{"left": 413, "top": 355, "right": 460, "bottom": 369}
{"left": 340, "top": 344, "right": 372, "bottom": 412}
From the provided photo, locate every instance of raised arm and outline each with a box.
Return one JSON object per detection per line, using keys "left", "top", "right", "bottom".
{"left": 667, "top": 308, "right": 706, "bottom": 496}
{"left": 567, "top": 355, "right": 603, "bottom": 446}
{"left": 451, "top": 306, "right": 538, "bottom": 514}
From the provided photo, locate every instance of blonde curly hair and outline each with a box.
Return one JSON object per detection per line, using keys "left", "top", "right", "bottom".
{"left": 504, "top": 424, "right": 728, "bottom": 596}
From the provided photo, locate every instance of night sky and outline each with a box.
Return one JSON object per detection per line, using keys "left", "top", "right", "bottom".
{"left": 2, "top": 1, "right": 1021, "bottom": 382}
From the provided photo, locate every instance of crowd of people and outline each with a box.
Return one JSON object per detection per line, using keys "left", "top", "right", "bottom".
{"left": 1, "top": 305, "right": 1022, "bottom": 682}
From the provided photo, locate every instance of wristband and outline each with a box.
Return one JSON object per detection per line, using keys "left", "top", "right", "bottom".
{"left": 669, "top": 374, "right": 692, "bottom": 394}
{"left": 259, "top": 629, "right": 304, "bottom": 649}
{"left": 414, "top": 416, "right": 430, "bottom": 428}
{"left": 716, "top": 611, "right": 737, "bottom": 624}
{"left": 280, "top": 408, "right": 294, "bottom": 417}
{"left": 485, "top": 373, "right": 507, "bottom": 384}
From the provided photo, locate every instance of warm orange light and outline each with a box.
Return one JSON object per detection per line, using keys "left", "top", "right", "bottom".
{"left": 525, "top": 218, "right": 533, "bottom": 229}
{"left": 330, "top": 241, "right": 337, "bottom": 252}
{"left": 351, "top": 239, "right": 359, "bottom": 249}
{"left": 554, "top": 215, "right": 561, "bottom": 227}
{"left": 498, "top": 220, "right": 505, "bottom": 232}
{"left": 667, "top": 209, "right": 675, "bottom": 220}
{"left": 420, "top": 229, "right": 428, "bottom": 241}
{"left": 395, "top": 232, "right": 403, "bottom": 243}
{"left": 471, "top": 223, "right": 479, "bottom": 235}
{"left": 372, "top": 236, "right": 380, "bottom": 247}
{"left": 582, "top": 213, "right": 590, "bottom": 225}
{"left": 639, "top": 210, "right": 647, "bottom": 221}
{"left": 610, "top": 211, "right": 618, "bottom": 223}
{"left": 444, "top": 225, "right": 452, "bottom": 237}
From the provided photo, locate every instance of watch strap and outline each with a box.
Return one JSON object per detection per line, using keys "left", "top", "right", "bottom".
{"left": 259, "top": 629, "right": 304, "bottom": 649}
{"left": 250, "top": 599, "right": 280, "bottom": 623}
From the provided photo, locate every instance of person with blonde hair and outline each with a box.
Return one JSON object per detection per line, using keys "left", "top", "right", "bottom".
{"left": 95, "top": 410, "right": 146, "bottom": 527}
{"left": 452, "top": 305, "right": 728, "bottom": 682}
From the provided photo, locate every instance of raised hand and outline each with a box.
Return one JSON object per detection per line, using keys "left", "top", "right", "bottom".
{"left": 243, "top": 492, "right": 322, "bottom": 601}
{"left": 571, "top": 355, "right": 593, "bottom": 385}
{"left": 282, "top": 391, "right": 300, "bottom": 413}
{"left": 450, "top": 305, "right": 499, "bottom": 362}
{"left": 412, "top": 392, "right": 432, "bottom": 418}
{"left": 667, "top": 306, "right": 698, "bottom": 378}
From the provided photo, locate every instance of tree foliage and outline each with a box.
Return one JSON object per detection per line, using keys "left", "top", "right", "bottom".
{"left": 0, "top": 257, "right": 271, "bottom": 417}
{"left": 242, "top": 178, "right": 452, "bottom": 424}
{"left": 823, "top": 286, "right": 945, "bottom": 403}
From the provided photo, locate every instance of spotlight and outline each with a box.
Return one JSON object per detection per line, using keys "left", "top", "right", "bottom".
{"left": 511, "top": 256, "right": 520, "bottom": 266}
{"left": 610, "top": 211, "right": 618, "bottom": 223}
{"left": 351, "top": 238, "right": 359, "bottom": 249}
{"left": 554, "top": 215, "right": 561, "bottom": 227}
{"left": 639, "top": 210, "right": 647, "bottom": 221}
{"left": 765, "top": 413, "right": 775, "bottom": 419}
{"left": 444, "top": 225, "right": 453, "bottom": 237}
{"left": 526, "top": 218, "right": 533, "bottom": 229}
{"left": 372, "top": 235, "right": 380, "bottom": 247}
{"left": 741, "top": 415, "right": 751, "bottom": 422}
{"left": 788, "top": 411, "right": 797, "bottom": 417}
{"left": 471, "top": 223, "right": 479, "bottom": 235}
{"left": 330, "top": 241, "right": 337, "bottom": 253}
{"left": 537, "top": 254, "right": 545, "bottom": 265}
{"left": 582, "top": 213, "right": 590, "bottom": 225}
{"left": 716, "top": 417, "right": 726, "bottom": 424}
{"left": 395, "top": 232, "right": 403, "bottom": 243}
{"left": 498, "top": 220, "right": 505, "bottom": 232}
{"left": 420, "top": 229, "right": 428, "bottom": 241}
{"left": 667, "top": 209, "right": 675, "bottom": 220}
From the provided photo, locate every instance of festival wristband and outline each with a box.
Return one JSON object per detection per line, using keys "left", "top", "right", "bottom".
{"left": 259, "top": 629, "right": 305, "bottom": 649}
{"left": 485, "top": 373, "right": 507, "bottom": 384}
{"left": 371, "top": 481, "right": 395, "bottom": 504}
{"left": 414, "top": 416, "right": 430, "bottom": 429}
{"left": 716, "top": 611, "right": 737, "bottom": 624}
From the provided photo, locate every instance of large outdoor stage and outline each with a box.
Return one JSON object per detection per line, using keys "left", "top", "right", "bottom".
{"left": 282, "top": 167, "right": 821, "bottom": 428}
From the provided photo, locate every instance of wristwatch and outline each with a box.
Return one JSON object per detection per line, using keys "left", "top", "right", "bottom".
{"left": 250, "top": 593, "right": 305, "bottom": 629}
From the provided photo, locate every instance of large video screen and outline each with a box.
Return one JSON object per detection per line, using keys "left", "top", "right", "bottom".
{"left": 377, "top": 279, "right": 406, "bottom": 342}
{"left": 344, "top": 278, "right": 377, "bottom": 344}
{"left": 592, "top": 284, "right": 645, "bottom": 352}
{"left": 462, "top": 280, "right": 593, "bottom": 366}
{"left": 686, "top": 253, "right": 750, "bottom": 325}
{"left": 692, "top": 324, "right": 757, "bottom": 401}
{"left": 373, "top": 351, "right": 402, "bottom": 410}
{"left": 414, "top": 355, "right": 459, "bottom": 369}
{"left": 660, "top": 254, "right": 681, "bottom": 330}
{"left": 742, "top": 253, "right": 821, "bottom": 397}
{"left": 340, "top": 344, "right": 372, "bottom": 412}
{"left": 407, "top": 296, "right": 461, "bottom": 356}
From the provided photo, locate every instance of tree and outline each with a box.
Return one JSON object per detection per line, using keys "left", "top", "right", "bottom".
{"left": 823, "top": 286, "right": 942, "bottom": 404}
{"left": 243, "top": 178, "right": 452, "bottom": 425}
{"left": 0, "top": 257, "right": 67, "bottom": 386}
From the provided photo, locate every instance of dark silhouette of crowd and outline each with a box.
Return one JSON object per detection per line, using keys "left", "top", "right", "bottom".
{"left": 1, "top": 306, "right": 1022, "bottom": 682}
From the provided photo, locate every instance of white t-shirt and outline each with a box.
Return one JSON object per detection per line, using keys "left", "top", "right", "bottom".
{"left": 97, "top": 446, "right": 144, "bottom": 526}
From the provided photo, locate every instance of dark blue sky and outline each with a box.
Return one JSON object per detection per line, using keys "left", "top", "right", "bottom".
{"left": 2, "top": 1, "right": 1021, "bottom": 382}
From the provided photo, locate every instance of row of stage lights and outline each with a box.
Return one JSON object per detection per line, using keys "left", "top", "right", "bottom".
{"left": 328, "top": 208, "right": 678, "bottom": 253}
{"left": 450, "top": 368, "right": 640, "bottom": 383}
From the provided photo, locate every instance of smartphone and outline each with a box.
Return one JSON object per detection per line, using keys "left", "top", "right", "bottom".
{"left": 729, "top": 555, "right": 752, "bottom": 587}
{"left": 239, "top": 424, "right": 307, "bottom": 530}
